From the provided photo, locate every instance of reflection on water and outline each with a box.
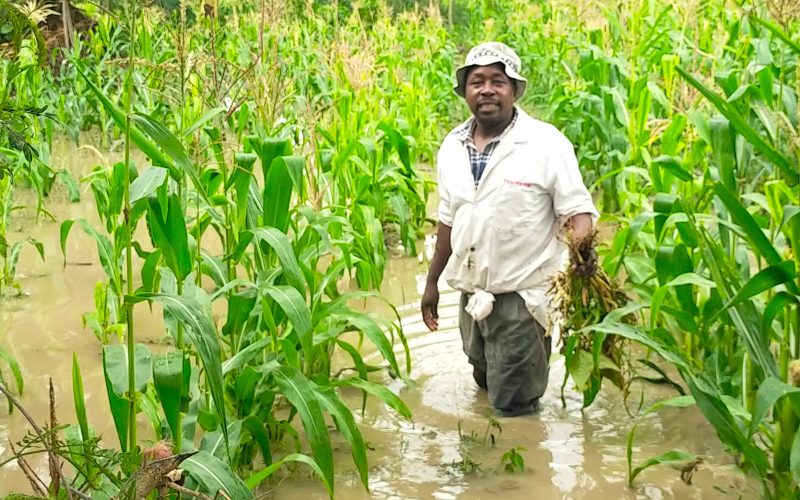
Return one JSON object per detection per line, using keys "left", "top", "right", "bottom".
{"left": 0, "top": 141, "right": 756, "bottom": 498}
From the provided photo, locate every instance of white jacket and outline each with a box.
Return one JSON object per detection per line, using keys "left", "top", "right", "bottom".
{"left": 437, "top": 107, "right": 599, "bottom": 326}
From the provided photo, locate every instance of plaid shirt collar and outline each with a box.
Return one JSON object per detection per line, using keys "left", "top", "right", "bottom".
{"left": 454, "top": 107, "right": 519, "bottom": 147}
{"left": 455, "top": 109, "right": 519, "bottom": 185}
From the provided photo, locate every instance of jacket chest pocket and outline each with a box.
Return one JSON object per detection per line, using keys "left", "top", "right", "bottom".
{"left": 491, "top": 181, "right": 550, "bottom": 235}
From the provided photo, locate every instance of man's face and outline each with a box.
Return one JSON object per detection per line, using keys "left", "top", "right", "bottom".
{"left": 464, "top": 63, "right": 516, "bottom": 129}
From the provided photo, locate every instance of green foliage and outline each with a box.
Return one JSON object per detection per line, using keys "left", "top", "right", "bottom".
{"left": 500, "top": 446, "right": 526, "bottom": 473}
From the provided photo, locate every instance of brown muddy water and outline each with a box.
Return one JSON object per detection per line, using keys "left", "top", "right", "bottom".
{"left": 0, "top": 142, "right": 757, "bottom": 498}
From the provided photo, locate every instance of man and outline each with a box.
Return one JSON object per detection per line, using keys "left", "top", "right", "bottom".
{"left": 421, "top": 42, "right": 598, "bottom": 417}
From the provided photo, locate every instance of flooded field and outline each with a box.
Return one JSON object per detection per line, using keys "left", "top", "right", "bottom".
{"left": 0, "top": 142, "right": 756, "bottom": 498}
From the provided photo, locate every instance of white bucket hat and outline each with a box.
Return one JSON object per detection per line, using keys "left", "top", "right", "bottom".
{"left": 454, "top": 42, "right": 527, "bottom": 99}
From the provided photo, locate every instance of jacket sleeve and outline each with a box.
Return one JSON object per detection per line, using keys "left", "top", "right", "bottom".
{"left": 436, "top": 140, "right": 454, "bottom": 226}
{"left": 551, "top": 135, "right": 599, "bottom": 222}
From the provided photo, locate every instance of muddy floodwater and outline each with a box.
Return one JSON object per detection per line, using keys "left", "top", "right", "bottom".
{"left": 0, "top": 142, "right": 757, "bottom": 498}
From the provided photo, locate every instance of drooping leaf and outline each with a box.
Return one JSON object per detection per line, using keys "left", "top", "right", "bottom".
{"left": 242, "top": 415, "right": 272, "bottom": 466}
{"left": 262, "top": 156, "right": 304, "bottom": 232}
{"left": 127, "top": 292, "right": 228, "bottom": 457}
{"left": 262, "top": 285, "right": 313, "bottom": 359}
{"left": 146, "top": 194, "right": 192, "bottom": 282}
{"left": 200, "top": 420, "right": 243, "bottom": 461}
{"left": 182, "top": 450, "right": 253, "bottom": 498}
{"left": 269, "top": 365, "right": 334, "bottom": 491}
{"left": 677, "top": 66, "right": 798, "bottom": 180}
{"left": 153, "top": 351, "right": 184, "bottom": 441}
{"left": 337, "top": 376, "right": 412, "bottom": 419}
{"left": 61, "top": 219, "right": 119, "bottom": 286}
{"left": 749, "top": 377, "right": 800, "bottom": 437}
{"left": 246, "top": 453, "right": 333, "bottom": 497}
{"left": 312, "top": 384, "right": 369, "bottom": 489}
{"left": 251, "top": 227, "right": 307, "bottom": 292}
{"left": 630, "top": 450, "right": 696, "bottom": 484}
{"left": 721, "top": 261, "right": 796, "bottom": 312}
{"left": 130, "top": 166, "right": 168, "bottom": 204}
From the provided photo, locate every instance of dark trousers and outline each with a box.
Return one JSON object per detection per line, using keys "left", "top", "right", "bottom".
{"left": 459, "top": 292, "right": 552, "bottom": 416}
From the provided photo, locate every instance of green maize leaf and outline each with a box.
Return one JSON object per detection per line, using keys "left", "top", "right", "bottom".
{"left": 762, "top": 292, "right": 799, "bottom": 337}
{"left": 247, "top": 136, "right": 290, "bottom": 175}
{"left": 339, "top": 312, "right": 401, "bottom": 377}
{"left": 263, "top": 156, "right": 304, "bottom": 233}
{"left": 245, "top": 459, "right": 286, "bottom": 489}
{"left": 791, "top": 428, "right": 800, "bottom": 485}
{"left": 751, "top": 16, "right": 800, "bottom": 55}
{"left": 6, "top": 239, "right": 44, "bottom": 286}
{"left": 652, "top": 155, "right": 692, "bottom": 181}
{"left": 778, "top": 205, "right": 800, "bottom": 235}
{"left": 103, "top": 344, "right": 152, "bottom": 397}
{"left": 270, "top": 365, "right": 335, "bottom": 492}
{"left": 700, "top": 233, "right": 778, "bottom": 377}
{"left": 139, "top": 387, "right": 164, "bottom": 438}
{"left": 335, "top": 340, "right": 368, "bottom": 381}
{"left": 677, "top": 66, "right": 798, "bottom": 180}
{"left": 242, "top": 415, "right": 272, "bottom": 467}
{"left": 313, "top": 384, "right": 369, "bottom": 490}
{"left": 141, "top": 249, "right": 162, "bottom": 294}
{"left": 721, "top": 261, "right": 796, "bottom": 312}
{"left": 221, "top": 291, "right": 257, "bottom": 339}
{"left": 61, "top": 219, "right": 118, "bottom": 286}
{"left": 231, "top": 153, "right": 257, "bottom": 226}
{"left": 749, "top": 377, "right": 800, "bottom": 437}
{"left": 131, "top": 113, "right": 197, "bottom": 182}
{"left": 130, "top": 166, "right": 168, "bottom": 205}
{"left": 687, "top": 375, "right": 769, "bottom": 476}
{"left": 281, "top": 337, "right": 301, "bottom": 370}
{"left": 127, "top": 292, "right": 229, "bottom": 458}
{"left": 251, "top": 227, "right": 307, "bottom": 292}
{"left": 567, "top": 349, "right": 594, "bottom": 392}
{"left": 75, "top": 66, "right": 173, "bottom": 170}
{"left": 198, "top": 409, "right": 219, "bottom": 432}
{"left": 221, "top": 339, "right": 273, "bottom": 376}
{"left": 337, "top": 376, "right": 412, "bottom": 420}
{"left": 0, "top": 346, "right": 23, "bottom": 400}
{"left": 335, "top": 340, "right": 369, "bottom": 412}
{"left": 246, "top": 453, "right": 333, "bottom": 497}
{"left": 102, "top": 346, "right": 129, "bottom": 450}
{"left": 630, "top": 450, "right": 696, "bottom": 485}
{"left": 234, "top": 367, "right": 260, "bottom": 417}
{"left": 75, "top": 66, "right": 221, "bottom": 223}
{"left": 653, "top": 193, "right": 677, "bottom": 240}
{"left": 57, "top": 169, "right": 81, "bottom": 202}
{"left": 580, "top": 322, "right": 689, "bottom": 370}
{"left": 660, "top": 305, "right": 699, "bottom": 334}
{"left": 714, "top": 183, "right": 783, "bottom": 266}
{"left": 201, "top": 420, "right": 243, "bottom": 461}
{"left": 109, "top": 162, "right": 127, "bottom": 221}
{"left": 709, "top": 116, "right": 737, "bottom": 192}
{"left": 262, "top": 285, "right": 313, "bottom": 357}
{"left": 614, "top": 212, "right": 655, "bottom": 274}
{"left": 153, "top": 351, "right": 183, "bottom": 441}
{"left": 183, "top": 450, "right": 253, "bottom": 498}
{"left": 183, "top": 107, "right": 226, "bottom": 137}
{"left": 377, "top": 121, "right": 413, "bottom": 176}
{"left": 146, "top": 194, "right": 192, "bottom": 282}
{"left": 665, "top": 272, "right": 716, "bottom": 288}
{"left": 72, "top": 354, "right": 90, "bottom": 443}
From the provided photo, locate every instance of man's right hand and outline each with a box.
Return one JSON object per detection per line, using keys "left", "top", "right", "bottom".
{"left": 421, "top": 283, "right": 440, "bottom": 331}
